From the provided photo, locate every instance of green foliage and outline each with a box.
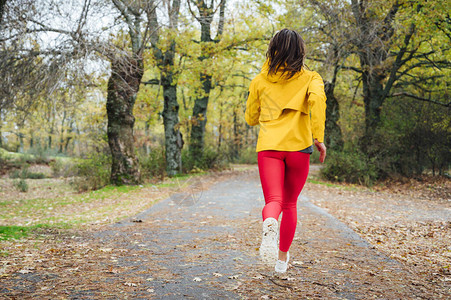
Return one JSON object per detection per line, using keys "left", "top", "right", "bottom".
{"left": 26, "top": 146, "right": 52, "bottom": 164}
{"left": 71, "top": 153, "right": 111, "bottom": 192}
{"left": 13, "top": 179, "right": 29, "bottom": 192}
{"left": 139, "top": 148, "right": 166, "bottom": 179}
{"left": 367, "top": 98, "right": 450, "bottom": 177}
{"left": 50, "top": 158, "right": 77, "bottom": 178}
{"left": 9, "top": 166, "right": 46, "bottom": 179}
{"left": 320, "top": 150, "right": 378, "bottom": 186}
{"left": 0, "top": 149, "right": 6, "bottom": 167}
{"left": 25, "top": 172, "right": 46, "bottom": 179}
{"left": 234, "top": 147, "right": 258, "bottom": 164}
{"left": 182, "top": 147, "right": 228, "bottom": 173}
{"left": 323, "top": 99, "right": 450, "bottom": 185}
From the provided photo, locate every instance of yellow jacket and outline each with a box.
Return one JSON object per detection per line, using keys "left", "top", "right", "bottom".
{"left": 245, "top": 61, "right": 327, "bottom": 152}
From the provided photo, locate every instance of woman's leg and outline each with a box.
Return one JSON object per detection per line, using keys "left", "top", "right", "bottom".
{"left": 257, "top": 151, "right": 285, "bottom": 221}
{"left": 278, "top": 152, "right": 310, "bottom": 254}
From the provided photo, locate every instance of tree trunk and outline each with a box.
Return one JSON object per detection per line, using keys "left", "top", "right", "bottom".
{"left": 217, "top": 98, "right": 223, "bottom": 151}
{"left": 0, "top": 0, "right": 6, "bottom": 24}
{"left": 231, "top": 108, "right": 239, "bottom": 160}
{"left": 161, "top": 71, "right": 183, "bottom": 176}
{"left": 144, "top": 120, "right": 150, "bottom": 155}
{"left": 59, "top": 110, "right": 66, "bottom": 153}
{"left": 47, "top": 133, "right": 52, "bottom": 150}
{"left": 324, "top": 82, "right": 343, "bottom": 151}
{"left": 150, "top": 0, "right": 182, "bottom": 176}
{"left": 190, "top": 73, "right": 211, "bottom": 159}
{"left": 350, "top": 0, "right": 405, "bottom": 152}
{"left": 0, "top": 107, "right": 2, "bottom": 148}
{"left": 106, "top": 55, "right": 143, "bottom": 185}
{"left": 64, "top": 120, "right": 74, "bottom": 154}
{"left": 18, "top": 132, "right": 23, "bottom": 152}
{"left": 189, "top": 0, "right": 226, "bottom": 162}
{"left": 361, "top": 65, "right": 385, "bottom": 136}
{"left": 190, "top": 17, "right": 213, "bottom": 160}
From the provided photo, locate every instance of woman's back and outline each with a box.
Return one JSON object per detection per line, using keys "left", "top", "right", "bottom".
{"left": 245, "top": 61, "right": 326, "bottom": 152}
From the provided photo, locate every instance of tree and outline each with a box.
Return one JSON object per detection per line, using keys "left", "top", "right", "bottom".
{"left": 0, "top": 0, "right": 155, "bottom": 184}
{"left": 148, "top": 0, "right": 183, "bottom": 176}
{"left": 349, "top": 0, "right": 450, "bottom": 145}
{"left": 187, "top": 0, "right": 226, "bottom": 161}
{"left": 105, "top": 2, "right": 144, "bottom": 184}
{"left": 0, "top": 0, "right": 66, "bottom": 149}
{"left": 288, "top": 0, "right": 450, "bottom": 152}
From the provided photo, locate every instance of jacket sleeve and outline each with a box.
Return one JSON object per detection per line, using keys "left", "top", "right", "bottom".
{"left": 245, "top": 79, "right": 260, "bottom": 126}
{"left": 307, "top": 72, "right": 327, "bottom": 143}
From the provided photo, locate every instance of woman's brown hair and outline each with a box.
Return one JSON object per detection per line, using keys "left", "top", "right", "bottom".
{"left": 266, "top": 29, "right": 306, "bottom": 79}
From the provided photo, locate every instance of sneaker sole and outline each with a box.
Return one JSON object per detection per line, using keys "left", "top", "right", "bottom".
{"left": 259, "top": 218, "right": 278, "bottom": 265}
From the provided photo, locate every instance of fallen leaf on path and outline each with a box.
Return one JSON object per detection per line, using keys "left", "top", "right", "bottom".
{"left": 124, "top": 282, "right": 137, "bottom": 287}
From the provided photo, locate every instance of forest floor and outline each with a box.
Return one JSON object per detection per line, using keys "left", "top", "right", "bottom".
{"left": 0, "top": 165, "right": 449, "bottom": 299}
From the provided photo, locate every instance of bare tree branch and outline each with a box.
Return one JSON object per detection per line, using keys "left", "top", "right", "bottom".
{"left": 390, "top": 92, "right": 450, "bottom": 107}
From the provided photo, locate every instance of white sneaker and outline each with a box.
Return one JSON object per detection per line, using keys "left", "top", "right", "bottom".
{"left": 274, "top": 252, "right": 289, "bottom": 273}
{"left": 259, "top": 217, "right": 279, "bottom": 264}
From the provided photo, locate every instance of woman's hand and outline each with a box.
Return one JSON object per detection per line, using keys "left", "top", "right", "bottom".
{"left": 314, "top": 139, "right": 326, "bottom": 163}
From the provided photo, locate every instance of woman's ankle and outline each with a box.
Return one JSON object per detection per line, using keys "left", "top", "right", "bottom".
{"left": 278, "top": 250, "right": 288, "bottom": 261}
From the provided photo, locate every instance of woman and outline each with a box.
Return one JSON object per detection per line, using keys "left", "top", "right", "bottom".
{"left": 245, "top": 29, "right": 327, "bottom": 273}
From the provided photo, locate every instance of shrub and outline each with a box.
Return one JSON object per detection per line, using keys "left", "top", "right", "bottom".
{"left": 320, "top": 150, "right": 378, "bottom": 186}
{"left": 139, "top": 148, "right": 166, "bottom": 179}
{"left": 9, "top": 165, "right": 46, "bottom": 179}
{"left": 0, "top": 150, "right": 7, "bottom": 167}
{"left": 13, "top": 179, "right": 29, "bottom": 192}
{"left": 26, "top": 172, "right": 46, "bottom": 179}
{"left": 71, "top": 153, "right": 111, "bottom": 192}
{"left": 9, "top": 169, "right": 22, "bottom": 179}
{"left": 370, "top": 97, "right": 451, "bottom": 177}
{"left": 182, "top": 147, "right": 228, "bottom": 173}
{"left": 50, "top": 159, "right": 77, "bottom": 178}
{"left": 26, "top": 147, "right": 52, "bottom": 164}
{"left": 235, "top": 147, "right": 257, "bottom": 164}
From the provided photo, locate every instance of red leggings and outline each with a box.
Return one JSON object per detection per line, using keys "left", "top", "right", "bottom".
{"left": 258, "top": 150, "right": 310, "bottom": 252}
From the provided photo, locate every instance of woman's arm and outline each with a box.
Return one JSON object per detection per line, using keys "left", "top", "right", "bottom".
{"left": 245, "top": 80, "right": 261, "bottom": 126}
{"left": 308, "top": 72, "right": 327, "bottom": 143}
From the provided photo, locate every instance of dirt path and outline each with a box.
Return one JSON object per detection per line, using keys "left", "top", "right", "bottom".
{"left": 1, "top": 168, "right": 449, "bottom": 299}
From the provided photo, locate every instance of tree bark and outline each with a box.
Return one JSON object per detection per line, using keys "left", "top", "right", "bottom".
{"left": 190, "top": 72, "right": 211, "bottom": 159}
{"left": 0, "top": 0, "right": 6, "bottom": 24}
{"left": 106, "top": 55, "right": 143, "bottom": 185}
{"left": 324, "top": 81, "right": 343, "bottom": 151}
{"left": 59, "top": 110, "right": 66, "bottom": 153}
{"left": 150, "top": 0, "right": 182, "bottom": 176}
{"left": 350, "top": 0, "right": 403, "bottom": 149}
{"left": 0, "top": 107, "right": 2, "bottom": 148}
{"left": 161, "top": 71, "right": 183, "bottom": 176}
{"left": 189, "top": 0, "right": 226, "bottom": 161}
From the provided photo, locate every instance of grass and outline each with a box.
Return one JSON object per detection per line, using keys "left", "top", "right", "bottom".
{"left": 308, "top": 178, "right": 344, "bottom": 188}
{"left": 0, "top": 148, "right": 22, "bottom": 159}
{"left": 0, "top": 224, "right": 51, "bottom": 241}
{"left": 0, "top": 147, "right": 76, "bottom": 164}
{"left": 0, "top": 171, "right": 211, "bottom": 229}
{"left": 307, "top": 178, "right": 365, "bottom": 191}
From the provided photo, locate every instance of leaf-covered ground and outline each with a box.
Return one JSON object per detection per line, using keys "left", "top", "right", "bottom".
{"left": 0, "top": 166, "right": 449, "bottom": 299}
